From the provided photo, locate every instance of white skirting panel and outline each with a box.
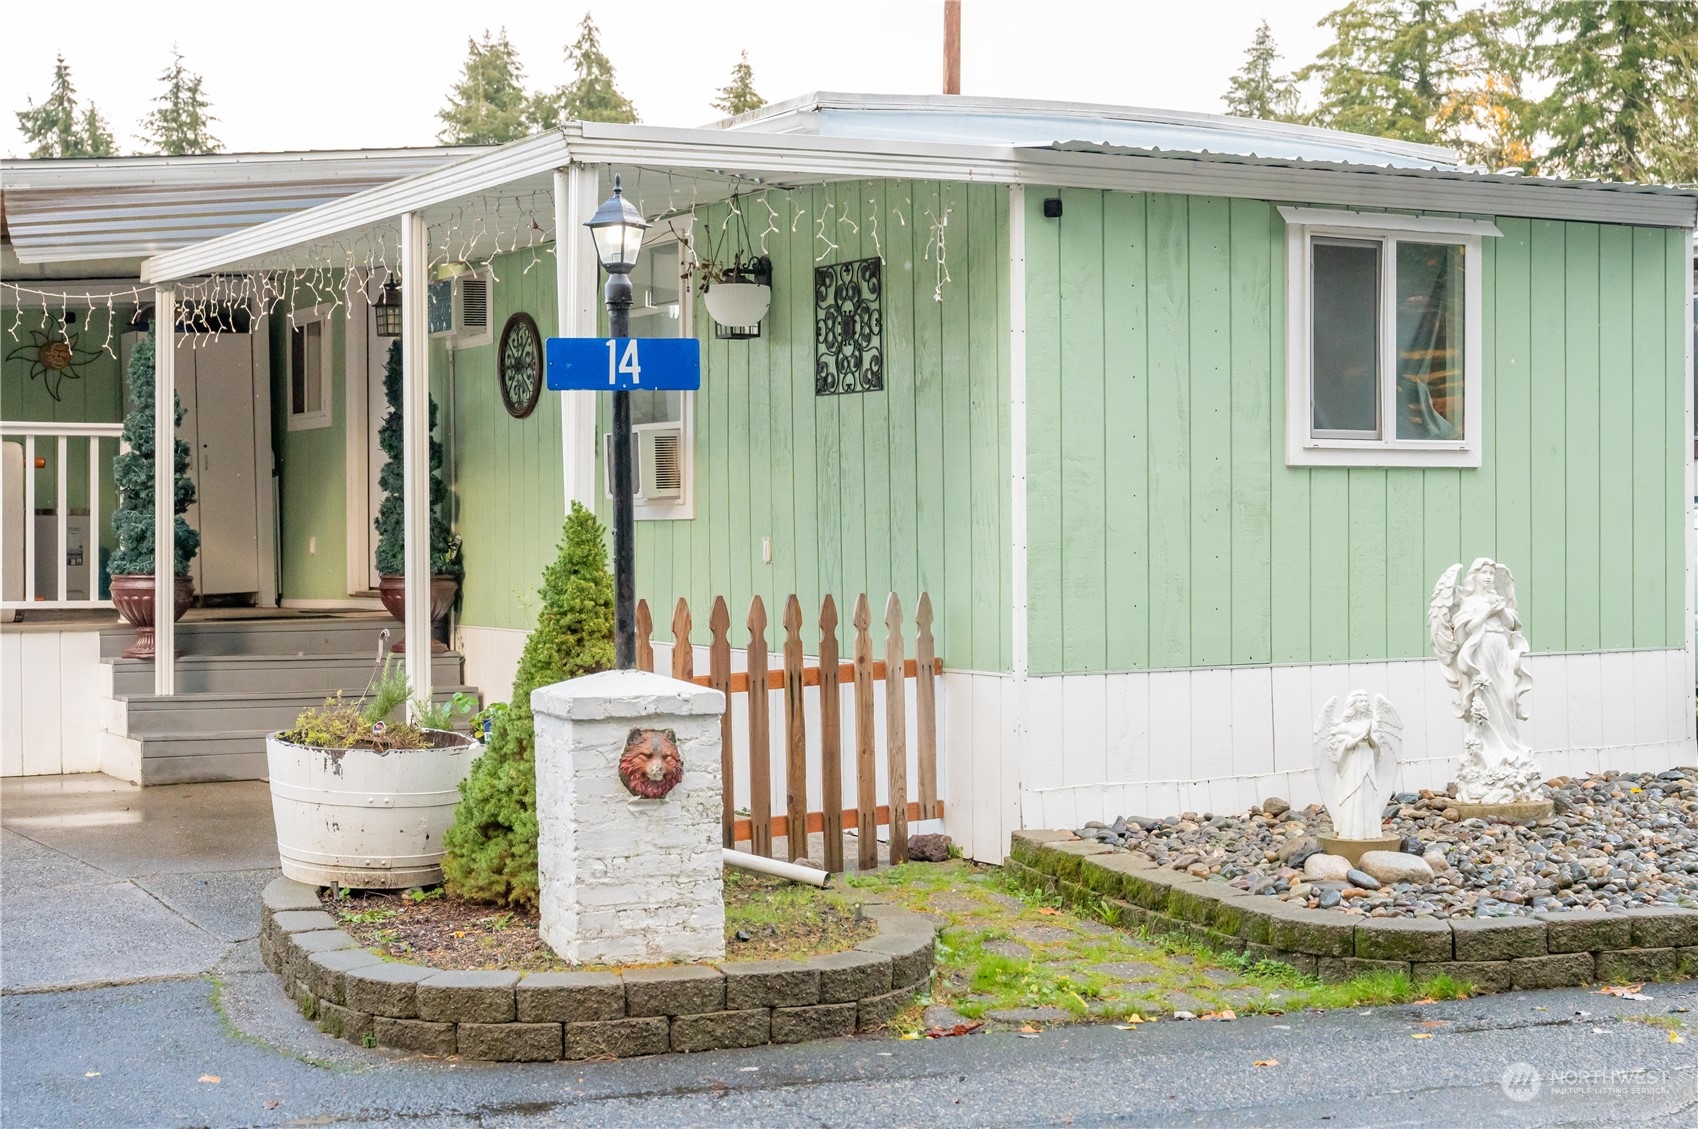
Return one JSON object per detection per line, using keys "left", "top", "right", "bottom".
{"left": 0, "top": 628, "right": 104, "bottom": 776}
{"left": 1019, "top": 649, "right": 1697, "bottom": 831}
{"left": 457, "top": 625, "right": 528, "bottom": 707}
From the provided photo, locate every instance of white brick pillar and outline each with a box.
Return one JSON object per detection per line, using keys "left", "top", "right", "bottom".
{"left": 533, "top": 669, "right": 727, "bottom": 964}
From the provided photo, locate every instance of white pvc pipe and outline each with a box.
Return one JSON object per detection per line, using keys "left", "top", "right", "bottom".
{"left": 722, "top": 848, "right": 829, "bottom": 888}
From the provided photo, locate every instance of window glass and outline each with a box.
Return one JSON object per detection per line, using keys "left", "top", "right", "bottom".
{"left": 290, "top": 322, "right": 322, "bottom": 416}
{"left": 1311, "top": 239, "right": 1380, "bottom": 437}
{"left": 1395, "top": 242, "right": 1464, "bottom": 440}
{"left": 628, "top": 241, "right": 684, "bottom": 427}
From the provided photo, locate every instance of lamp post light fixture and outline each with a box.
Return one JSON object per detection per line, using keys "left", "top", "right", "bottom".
{"left": 586, "top": 175, "right": 651, "bottom": 670}
{"left": 373, "top": 276, "right": 403, "bottom": 338}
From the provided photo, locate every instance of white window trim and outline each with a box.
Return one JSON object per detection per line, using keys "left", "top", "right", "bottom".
{"left": 285, "top": 302, "right": 333, "bottom": 431}
{"left": 604, "top": 229, "right": 695, "bottom": 521}
{"left": 1282, "top": 208, "right": 1499, "bottom": 469}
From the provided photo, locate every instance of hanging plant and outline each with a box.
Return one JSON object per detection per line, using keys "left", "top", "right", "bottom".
{"left": 687, "top": 194, "right": 773, "bottom": 338}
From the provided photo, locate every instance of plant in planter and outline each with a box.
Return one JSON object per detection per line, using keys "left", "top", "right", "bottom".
{"left": 441, "top": 502, "right": 614, "bottom": 908}
{"left": 687, "top": 196, "right": 773, "bottom": 337}
{"left": 266, "top": 643, "right": 483, "bottom": 890}
{"left": 108, "top": 331, "right": 200, "bottom": 658}
{"left": 374, "top": 339, "right": 462, "bottom": 652}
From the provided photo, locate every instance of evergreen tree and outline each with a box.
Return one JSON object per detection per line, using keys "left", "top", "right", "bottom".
{"left": 1223, "top": 21, "right": 1301, "bottom": 122}
{"left": 529, "top": 14, "right": 638, "bottom": 128}
{"left": 1299, "top": 0, "right": 1473, "bottom": 145}
{"left": 437, "top": 29, "right": 533, "bottom": 145}
{"left": 109, "top": 332, "right": 199, "bottom": 577}
{"left": 374, "top": 340, "right": 461, "bottom": 579}
{"left": 441, "top": 502, "right": 615, "bottom": 908}
{"left": 139, "top": 46, "right": 221, "bottom": 156}
{"left": 15, "top": 55, "right": 116, "bottom": 158}
{"left": 1516, "top": 0, "right": 1698, "bottom": 183}
{"left": 711, "top": 50, "right": 765, "bottom": 117}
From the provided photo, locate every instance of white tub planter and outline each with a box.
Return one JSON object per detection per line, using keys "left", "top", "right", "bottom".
{"left": 265, "top": 730, "right": 480, "bottom": 890}
{"left": 702, "top": 282, "right": 771, "bottom": 329}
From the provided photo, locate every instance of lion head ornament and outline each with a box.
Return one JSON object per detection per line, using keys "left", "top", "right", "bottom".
{"left": 618, "top": 728, "right": 685, "bottom": 799}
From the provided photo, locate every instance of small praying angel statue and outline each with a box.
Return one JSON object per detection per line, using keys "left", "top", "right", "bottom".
{"left": 1429, "top": 558, "right": 1542, "bottom": 804}
{"left": 1313, "top": 691, "right": 1402, "bottom": 840}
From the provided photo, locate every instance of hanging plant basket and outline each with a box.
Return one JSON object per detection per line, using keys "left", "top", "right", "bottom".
{"left": 689, "top": 194, "right": 774, "bottom": 340}
{"left": 703, "top": 273, "right": 772, "bottom": 335}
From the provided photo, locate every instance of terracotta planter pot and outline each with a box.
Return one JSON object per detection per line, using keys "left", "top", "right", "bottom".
{"left": 377, "top": 574, "right": 457, "bottom": 653}
{"left": 110, "top": 573, "right": 194, "bottom": 659}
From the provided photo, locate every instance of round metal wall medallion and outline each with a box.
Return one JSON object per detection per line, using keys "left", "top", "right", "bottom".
{"left": 498, "top": 312, "right": 542, "bottom": 419}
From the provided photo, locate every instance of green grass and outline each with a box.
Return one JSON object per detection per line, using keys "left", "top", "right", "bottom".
{"left": 1623, "top": 1014, "right": 1686, "bottom": 1032}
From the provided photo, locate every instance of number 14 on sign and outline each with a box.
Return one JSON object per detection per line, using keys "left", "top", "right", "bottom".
{"left": 545, "top": 337, "right": 702, "bottom": 393}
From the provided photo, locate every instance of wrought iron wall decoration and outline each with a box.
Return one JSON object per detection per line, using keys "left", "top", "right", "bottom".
{"left": 814, "top": 257, "right": 884, "bottom": 396}
{"left": 497, "top": 311, "right": 543, "bottom": 419}
{"left": 5, "top": 316, "right": 103, "bottom": 402}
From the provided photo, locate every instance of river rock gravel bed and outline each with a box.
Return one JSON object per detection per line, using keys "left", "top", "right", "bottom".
{"left": 1072, "top": 769, "right": 1698, "bottom": 920}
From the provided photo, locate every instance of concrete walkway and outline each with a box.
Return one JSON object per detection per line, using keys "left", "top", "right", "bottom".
{"left": 4, "top": 775, "right": 1696, "bottom": 1128}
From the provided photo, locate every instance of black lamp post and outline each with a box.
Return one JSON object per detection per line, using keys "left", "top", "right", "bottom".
{"left": 585, "top": 175, "right": 651, "bottom": 670}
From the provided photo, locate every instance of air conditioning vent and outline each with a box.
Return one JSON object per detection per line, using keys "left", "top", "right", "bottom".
{"left": 639, "top": 426, "right": 683, "bottom": 499}
{"left": 458, "top": 277, "right": 490, "bottom": 333}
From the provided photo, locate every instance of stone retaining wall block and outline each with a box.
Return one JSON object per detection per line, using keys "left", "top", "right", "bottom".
{"left": 284, "top": 930, "right": 359, "bottom": 987}
{"left": 261, "top": 878, "right": 323, "bottom": 916}
{"left": 857, "top": 985, "right": 917, "bottom": 1032}
{"left": 564, "top": 1017, "right": 671, "bottom": 1060}
{"left": 722, "top": 960, "right": 820, "bottom": 1009}
{"left": 345, "top": 963, "right": 437, "bottom": 1018}
{"left": 856, "top": 934, "right": 934, "bottom": 989}
{"left": 1625, "top": 907, "right": 1698, "bottom": 949}
{"left": 1510, "top": 951, "right": 1595, "bottom": 990}
{"left": 373, "top": 1017, "right": 456, "bottom": 1056}
{"left": 1412, "top": 960, "right": 1513, "bottom": 994}
{"left": 1268, "top": 909, "right": 1355, "bottom": 957}
{"left": 270, "top": 909, "right": 339, "bottom": 937}
{"left": 1594, "top": 947, "right": 1680, "bottom": 983}
{"left": 622, "top": 966, "right": 725, "bottom": 1017}
{"left": 458, "top": 1022, "right": 564, "bottom": 1062}
{"left": 305, "top": 948, "right": 384, "bottom": 1007}
{"left": 811, "top": 950, "right": 892, "bottom": 1003}
{"left": 771, "top": 1002, "right": 859, "bottom": 1044}
{"left": 670, "top": 1008, "right": 772, "bottom": 1053}
{"left": 1538, "top": 910, "right": 1632, "bottom": 953}
{"left": 1354, "top": 919, "right": 1452, "bottom": 963}
{"left": 1449, "top": 918, "right": 1545, "bottom": 961}
{"left": 516, "top": 971, "right": 625, "bottom": 1023}
{"left": 416, "top": 970, "right": 520, "bottom": 1023}
{"left": 315, "top": 1001, "right": 374, "bottom": 1045}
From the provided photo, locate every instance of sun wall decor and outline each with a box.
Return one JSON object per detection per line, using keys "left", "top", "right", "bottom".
{"left": 6, "top": 321, "right": 103, "bottom": 402}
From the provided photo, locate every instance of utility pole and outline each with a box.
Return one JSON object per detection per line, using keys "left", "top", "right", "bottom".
{"left": 943, "top": 0, "right": 961, "bottom": 95}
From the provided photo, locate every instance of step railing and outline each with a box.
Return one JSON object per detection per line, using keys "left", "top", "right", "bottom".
{"left": 1, "top": 421, "right": 123, "bottom": 610}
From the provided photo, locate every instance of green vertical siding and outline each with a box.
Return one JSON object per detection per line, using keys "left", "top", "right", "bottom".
{"left": 597, "top": 179, "right": 1012, "bottom": 673}
{"left": 1025, "top": 189, "right": 1689, "bottom": 675}
{"left": 450, "top": 249, "right": 565, "bottom": 631}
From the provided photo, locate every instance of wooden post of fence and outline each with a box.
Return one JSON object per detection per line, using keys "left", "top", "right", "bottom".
{"left": 782, "top": 596, "right": 808, "bottom": 861}
{"left": 818, "top": 595, "right": 844, "bottom": 872}
{"left": 670, "top": 598, "right": 693, "bottom": 681}
{"left": 635, "top": 599, "right": 654, "bottom": 672}
{"left": 852, "top": 594, "right": 878, "bottom": 870}
{"left": 915, "top": 592, "right": 939, "bottom": 820}
{"left": 709, "top": 597, "right": 733, "bottom": 848}
{"left": 746, "top": 596, "right": 772, "bottom": 858}
{"left": 884, "top": 594, "right": 909, "bottom": 864}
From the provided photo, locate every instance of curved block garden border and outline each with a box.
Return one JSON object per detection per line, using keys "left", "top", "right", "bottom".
{"left": 1008, "top": 830, "right": 1698, "bottom": 993}
{"left": 258, "top": 878, "right": 936, "bottom": 1061}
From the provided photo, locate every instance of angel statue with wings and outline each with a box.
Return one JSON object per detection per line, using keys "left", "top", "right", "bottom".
{"left": 1313, "top": 692, "right": 1402, "bottom": 840}
{"left": 1429, "top": 558, "right": 1542, "bottom": 804}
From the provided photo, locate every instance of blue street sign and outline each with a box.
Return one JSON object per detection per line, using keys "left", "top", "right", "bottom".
{"left": 545, "top": 337, "right": 702, "bottom": 392}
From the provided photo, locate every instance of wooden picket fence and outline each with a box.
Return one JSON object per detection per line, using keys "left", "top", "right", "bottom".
{"left": 633, "top": 591, "right": 942, "bottom": 871}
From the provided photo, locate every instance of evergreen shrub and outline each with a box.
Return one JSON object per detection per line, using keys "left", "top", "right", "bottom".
{"left": 441, "top": 502, "right": 614, "bottom": 906}
{"left": 109, "top": 331, "right": 199, "bottom": 576}
{"left": 374, "top": 339, "right": 461, "bottom": 579}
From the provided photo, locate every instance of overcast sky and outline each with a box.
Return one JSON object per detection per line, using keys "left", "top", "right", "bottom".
{"left": 3, "top": 1, "right": 1341, "bottom": 157}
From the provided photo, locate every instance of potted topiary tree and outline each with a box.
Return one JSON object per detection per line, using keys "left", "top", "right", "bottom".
{"left": 109, "top": 331, "right": 199, "bottom": 658}
{"left": 266, "top": 643, "right": 481, "bottom": 889}
{"left": 374, "top": 340, "right": 462, "bottom": 652}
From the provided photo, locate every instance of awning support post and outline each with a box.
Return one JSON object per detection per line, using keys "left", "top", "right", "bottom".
{"left": 401, "top": 211, "right": 433, "bottom": 709}
{"left": 153, "top": 286, "right": 177, "bottom": 696}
